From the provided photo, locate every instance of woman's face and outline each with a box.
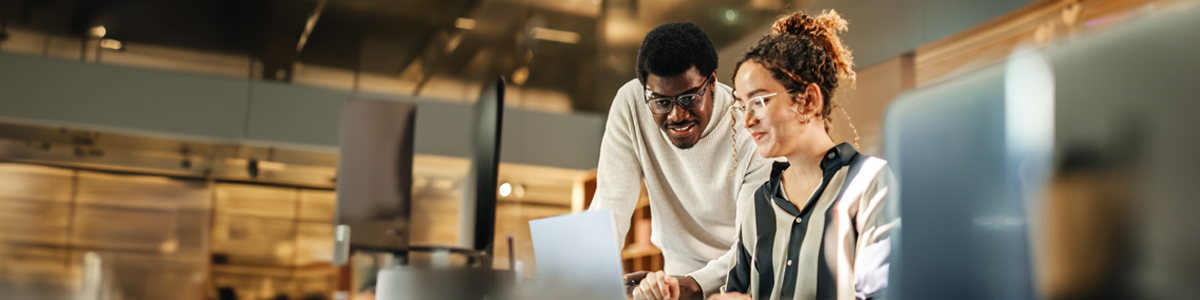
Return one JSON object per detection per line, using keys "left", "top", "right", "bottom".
{"left": 733, "top": 61, "right": 808, "bottom": 158}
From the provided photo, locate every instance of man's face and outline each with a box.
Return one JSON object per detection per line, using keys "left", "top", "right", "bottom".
{"left": 645, "top": 67, "right": 714, "bottom": 149}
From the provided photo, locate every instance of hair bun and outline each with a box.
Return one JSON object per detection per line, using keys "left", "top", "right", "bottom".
{"left": 771, "top": 10, "right": 855, "bottom": 82}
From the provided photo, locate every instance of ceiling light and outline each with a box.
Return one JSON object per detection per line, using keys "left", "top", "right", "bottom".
{"left": 532, "top": 27, "right": 580, "bottom": 44}
{"left": 89, "top": 26, "right": 107, "bottom": 38}
{"left": 725, "top": 9, "right": 739, "bottom": 22}
{"left": 456, "top": 18, "right": 476, "bottom": 30}
{"left": 512, "top": 66, "right": 529, "bottom": 85}
{"left": 499, "top": 182, "right": 512, "bottom": 197}
{"left": 99, "top": 39, "right": 123, "bottom": 50}
{"left": 445, "top": 34, "right": 462, "bottom": 53}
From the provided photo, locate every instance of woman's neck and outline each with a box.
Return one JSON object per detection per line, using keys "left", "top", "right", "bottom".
{"left": 783, "top": 130, "right": 837, "bottom": 181}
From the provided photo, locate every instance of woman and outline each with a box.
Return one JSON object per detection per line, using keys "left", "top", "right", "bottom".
{"left": 714, "top": 10, "right": 898, "bottom": 300}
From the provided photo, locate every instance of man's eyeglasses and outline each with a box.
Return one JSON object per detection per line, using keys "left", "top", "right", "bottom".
{"left": 732, "top": 92, "right": 777, "bottom": 119}
{"left": 644, "top": 76, "right": 713, "bottom": 114}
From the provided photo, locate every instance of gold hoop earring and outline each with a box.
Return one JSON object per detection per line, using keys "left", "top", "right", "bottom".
{"left": 798, "top": 111, "right": 812, "bottom": 124}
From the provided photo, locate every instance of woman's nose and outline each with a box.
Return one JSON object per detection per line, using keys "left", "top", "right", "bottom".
{"left": 743, "top": 111, "right": 759, "bottom": 128}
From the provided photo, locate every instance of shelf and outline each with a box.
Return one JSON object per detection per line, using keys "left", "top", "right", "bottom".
{"left": 621, "top": 244, "right": 661, "bottom": 259}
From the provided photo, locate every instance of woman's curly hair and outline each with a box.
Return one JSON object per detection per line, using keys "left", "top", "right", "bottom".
{"left": 732, "top": 10, "right": 858, "bottom": 138}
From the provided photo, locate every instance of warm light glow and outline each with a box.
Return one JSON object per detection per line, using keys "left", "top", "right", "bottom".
{"left": 89, "top": 26, "right": 107, "bottom": 38}
{"left": 499, "top": 182, "right": 512, "bottom": 197}
{"left": 99, "top": 39, "right": 123, "bottom": 50}
{"left": 532, "top": 27, "right": 580, "bottom": 44}
{"left": 445, "top": 34, "right": 462, "bottom": 53}
{"left": 604, "top": 19, "right": 644, "bottom": 46}
{"left": 511, "top": 66, "right": 530, "bottom": 85}
{"left": 456, "top": 18, "right": 476, "bottom": 30}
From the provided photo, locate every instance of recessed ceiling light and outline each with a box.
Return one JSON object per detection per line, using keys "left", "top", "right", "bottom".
{"left": 456, "top": 18, "right": 476, "bottom": 30}
{"left": 99, "top": 39, "right": 123, "bottom": 50}
{"left": 499, "top": 182, "right": 512, "bottom": 197}
{"left": 512, "top": 66, "right": 530, "bottom": 85}
{"left": 532, "top": 27, "right": 580, "bottom": 44}
{"left": 89, "top": 26, "right": 107, "bottom": 38}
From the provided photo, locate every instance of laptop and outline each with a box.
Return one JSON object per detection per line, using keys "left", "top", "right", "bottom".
{"left": 529, "top": 208, "right": 627, "bottom": 300}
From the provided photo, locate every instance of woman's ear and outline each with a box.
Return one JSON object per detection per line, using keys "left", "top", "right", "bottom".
{"left": 802, "top": 83, "right": 823, "bottom": 116}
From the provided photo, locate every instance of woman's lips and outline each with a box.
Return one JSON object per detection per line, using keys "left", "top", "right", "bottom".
{"left": 751, "top": 132, "right": 766, "bottom": 142}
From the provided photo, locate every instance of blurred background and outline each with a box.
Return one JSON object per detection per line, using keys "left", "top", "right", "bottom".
{"left": 0, "top": 0, "right": 1197, "bottom": 299}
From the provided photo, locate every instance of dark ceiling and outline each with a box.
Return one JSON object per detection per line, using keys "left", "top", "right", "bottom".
{"left": 0, "top": 0, "right": 792, "bottom": 113}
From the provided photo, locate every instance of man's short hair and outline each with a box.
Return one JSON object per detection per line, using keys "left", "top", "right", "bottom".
{"left": 636, "top": 22, "right": 719, "bottom": 84}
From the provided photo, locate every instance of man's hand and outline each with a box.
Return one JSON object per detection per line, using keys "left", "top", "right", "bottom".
{"left": 632, "top": 271, "right": 679, "bottom": 300}
{"left": 676, "top": 275, "right": 702, "bottom": 300}
{"left": 706, "top": 292, "right": 752, "bottom": 300}
{"left": 624, "top": 271, "right": 649, "bottom": 295}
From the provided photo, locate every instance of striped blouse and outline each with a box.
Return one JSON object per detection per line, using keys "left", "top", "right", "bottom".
{"left": 725, "top": 143, "right": 899, "bottom": 300}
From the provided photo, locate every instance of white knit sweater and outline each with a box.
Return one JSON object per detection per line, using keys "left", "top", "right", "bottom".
{"left": 589, "top": 79, "right": 772, "bottom": 297}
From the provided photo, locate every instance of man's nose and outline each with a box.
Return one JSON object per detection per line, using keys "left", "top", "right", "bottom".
{"left": 667, "top": 103, "right": 690, "bottom": 122}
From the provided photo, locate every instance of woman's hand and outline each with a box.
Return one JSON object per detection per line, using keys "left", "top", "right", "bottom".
{"left": 706, "top": 292, "right": 752, "bottom": 300}
{"left": 632, "top": 270, "right": 680, "bottom": 300}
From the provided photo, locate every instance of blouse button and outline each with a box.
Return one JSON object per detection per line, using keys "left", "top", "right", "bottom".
{"left": 787, "top": 260, "right": 793, "bottom": 266}
{"left": 795, "top": 218, "right": 802, "bottom": 224}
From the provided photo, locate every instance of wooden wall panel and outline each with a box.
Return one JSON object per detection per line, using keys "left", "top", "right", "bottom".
{"left": 71, "top": 206, "right": 179, "bottom": 252}
{"left": 0, "top": 245, "right": 72, "bottom": 285}
{"left": 73, "top": 171, "right": 211, "bottom": 255}
{"left": 212, "top": 183, "right": 299, "bottom": 266}
{"left": 491, "top": 203, "right": 571, "bottom": 277}
{"left": 76, "top": 171, "right": 210, "bottom": 210}
{"left": 408, "top": 189, "right": 463, "bottom": 246}
{"left": 0, "top": 163, "right": 75, "bottom": 202}
{"left": 297, "top": 190, "right": 336, "bottom": 223}
{"left": 212, "top": 214, "right": 297, "bottom": 266}
{"left": 0, "top": 164, "right": 73, "bottom": 247}
{"left": 65, "top": 251, "right": 208, "bottom": 300}
{"left": 295, "top": 222, "right": 334, "bottom": 267}
{"left": 0, "top": 198, "right": 72, "bottom": 246}
{"left": 214, "top": 183, "right": 298, "bottom": 220}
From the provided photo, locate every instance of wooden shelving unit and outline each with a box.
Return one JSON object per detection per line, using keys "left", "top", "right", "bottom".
{"left": 573, "top": 170, "right": 664, "bottom": 273}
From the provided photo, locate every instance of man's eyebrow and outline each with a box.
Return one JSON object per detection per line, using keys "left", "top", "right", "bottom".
{"left": 647, "top": 86, "right": 704, "bottom": 98}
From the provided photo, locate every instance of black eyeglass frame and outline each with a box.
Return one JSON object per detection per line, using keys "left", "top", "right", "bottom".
{"left": 642, "top": 75, "right": 714, "bottom": 115}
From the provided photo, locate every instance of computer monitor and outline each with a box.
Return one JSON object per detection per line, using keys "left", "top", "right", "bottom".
{"left": 883, "top": 52, "right": 1053, "bottom": 300}
{"left": 463, "top": 77, "right": 505, "bottom": 253}
{"left": 885, "top": 5, "right": 1200, "bottom": 299}
{"left": 335, "top": 98, "right": 417, "bottom": 252}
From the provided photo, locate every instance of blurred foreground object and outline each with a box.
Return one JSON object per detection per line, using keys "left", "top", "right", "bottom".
{"left": 885, "top": 2, "right": 1200, "bottom": 299}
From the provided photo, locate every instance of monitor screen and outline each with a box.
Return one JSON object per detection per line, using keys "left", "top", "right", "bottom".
{"left": 336, "top": 98, "right": 417, "bottom": 252}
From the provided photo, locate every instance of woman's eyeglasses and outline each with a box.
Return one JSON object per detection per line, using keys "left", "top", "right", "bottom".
{"left": 644, "top": 77, "right": 713, "bottom": 114}
{"left": 732, "top": 92, "right": 777, "bottom": 119}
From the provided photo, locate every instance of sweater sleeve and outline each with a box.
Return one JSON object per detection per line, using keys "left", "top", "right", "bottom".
{"left": 687, "top": 150, "right": 773, "bottom": 297}
{"left": 587, "top": 81, "right": 646, "bottom": 247}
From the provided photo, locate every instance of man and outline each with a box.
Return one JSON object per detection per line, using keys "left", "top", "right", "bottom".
{"left": 589, "top": 22, "right": 771, "bottom": 300}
